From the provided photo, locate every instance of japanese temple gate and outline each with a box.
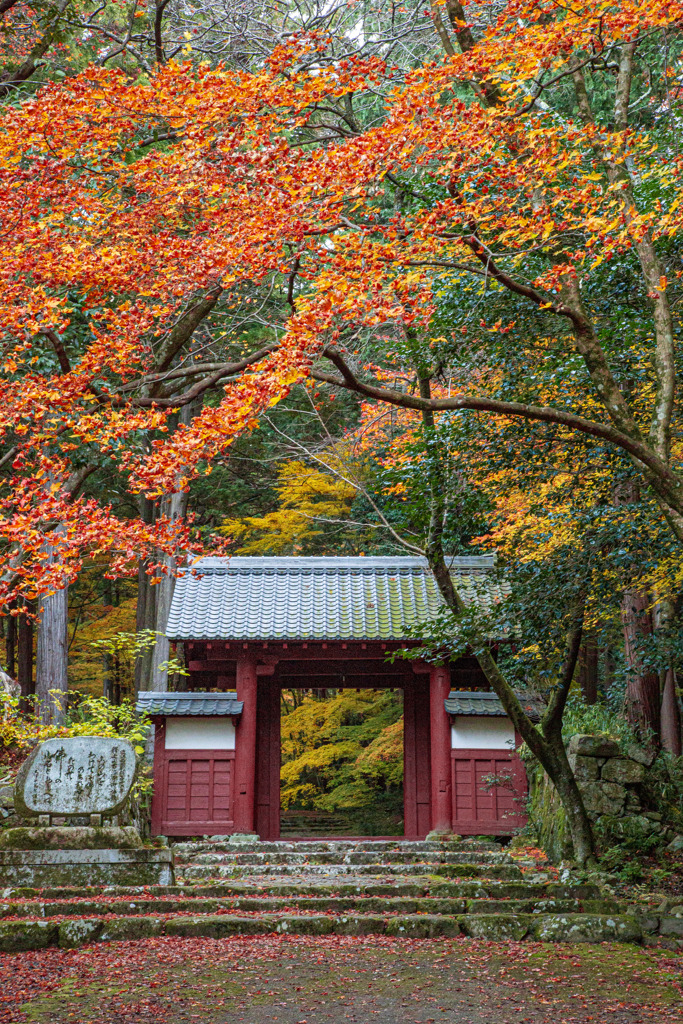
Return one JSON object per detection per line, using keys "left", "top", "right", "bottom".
{"left": 137, "top": 556, "right": 530, "bottom": 839}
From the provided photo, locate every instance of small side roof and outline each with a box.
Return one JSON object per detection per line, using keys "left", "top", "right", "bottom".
{"left": 166, "top": 555, "right": 508, "bottom": 642}
{"left": 445, "top": 690, "right": 544, "bottom": 722}
{"left": 136, "top": 691, "right": 243, "bottom": 717}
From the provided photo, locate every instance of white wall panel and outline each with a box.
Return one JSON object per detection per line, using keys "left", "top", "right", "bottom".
{"left": 165, "top": 717, "right": 235, "bottom": 750}
{"left": 451, "top": 716, "right": 515, "bottom": 750}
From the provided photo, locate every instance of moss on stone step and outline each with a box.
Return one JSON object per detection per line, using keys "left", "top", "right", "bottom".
{"left": 385, "top": 915, "right": 460, "bottom": 938}
{"left": 533, "top": 914, "right": 642, "bottom": 944}
{"left": 0, "top": 920, "right": 57, "bottom": 951}
{"left": 458, "top": 914, "right": 531, "bottom": 941}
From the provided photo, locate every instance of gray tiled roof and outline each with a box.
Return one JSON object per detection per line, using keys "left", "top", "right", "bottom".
{"left": 445, "top": 690, "right": 544, "bottom": 721}
{"left": 165, "top": 555, "right": 508, "bottom": 642}
{"left": 135, "top": 691, "right": 243, "bottom": 716}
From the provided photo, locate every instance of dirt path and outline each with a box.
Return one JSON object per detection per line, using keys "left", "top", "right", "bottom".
{"left": 3, "top": 935, "right": 683, "bottom": 1024}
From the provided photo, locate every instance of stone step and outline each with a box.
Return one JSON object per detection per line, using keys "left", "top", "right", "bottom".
{"left": 173, "top": 850, "right": 510, "bottom": 866}
{"left": 0, "top": 879, "right": 603, "bottom": 900}
{"left": 171, "top": 840, "right": 502, "bottom": 854}
{"left": 0, "top": 910, "right": 652, "bottom": 951}
{"left": 176, "top": 861, "right": 524, "bottom": 880}
{"left": 0, "top": 894, "right": 624, "bottom": 918}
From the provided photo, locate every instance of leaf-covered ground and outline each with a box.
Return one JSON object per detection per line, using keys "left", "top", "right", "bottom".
{"left": 3, "top": 935, "right": 682, "bottom": 1024}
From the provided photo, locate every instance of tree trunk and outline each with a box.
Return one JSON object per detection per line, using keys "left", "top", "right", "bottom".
{"left": 661, "top": 667, "right": 682, "bottom": 756}
{"left": 543, "top": 730, "right": 597, "bottom": 866}
{"left": 36, "top": 584, "right": 68, "bottom": 726}
{"left": 134, "top": 496, "right": 157, "bottom": 693}
{"left": 149, "top": 486, "right": 190, "bottom": 691}
{"left": 578, "top": 636, "right": 599, "bottom": 704}
{"left": 17, "top": 603, "right": 34, "bottom": 700}
{"left": 621, "top": 589, "right": 661, "bottom": 745}
{"left": 149, "top": 401, "right": 197, "bottom": 692}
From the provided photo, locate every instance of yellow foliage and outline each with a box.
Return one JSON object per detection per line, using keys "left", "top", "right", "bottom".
{"left": 223, "top": 460, "right": 356, "bottom": 554}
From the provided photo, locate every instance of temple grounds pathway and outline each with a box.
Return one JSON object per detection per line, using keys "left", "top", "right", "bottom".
{"left": 2, "top": 934, "right": 682, "bottom": 1024}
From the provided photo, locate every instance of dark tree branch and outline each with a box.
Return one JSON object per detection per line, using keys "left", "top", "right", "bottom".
{"left": 311, "top": 349, "right": 677, "bottom": 484}
{"left": 134, "top": 344, "right": 279, "bottom": 407}
{"left": 40, "top": 329, "right": 71, "bottom": 374}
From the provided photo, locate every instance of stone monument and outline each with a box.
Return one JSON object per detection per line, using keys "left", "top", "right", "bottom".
{"left": 0, "top": 736, "right": 174, "bottom": 887}
{"left": 14, "top": 736, "right": 137, "bottom": 826}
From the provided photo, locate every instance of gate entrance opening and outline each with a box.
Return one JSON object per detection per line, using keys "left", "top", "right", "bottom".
{"left": 254, "top": 662, "right": 434, "bottom": 841}
{"left": 278, "top": 687, "right": 404, "bottom": 838}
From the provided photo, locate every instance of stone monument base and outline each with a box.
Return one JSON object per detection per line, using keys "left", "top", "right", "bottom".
{"left": 0, "top": 847, "right": 174, "bottom": 887}
{"left": 0, "top": 826, "right": 144, "bottom": 851}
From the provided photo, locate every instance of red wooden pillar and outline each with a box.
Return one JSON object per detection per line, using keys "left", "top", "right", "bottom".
{"left": 404, "top": 678, "right": 432, "bottom": 838}
{"left": 234, "top": 654, "right": 258, "bottom": 833}
{"left": 429, "top": 664, "right": 452, "bottom": 833}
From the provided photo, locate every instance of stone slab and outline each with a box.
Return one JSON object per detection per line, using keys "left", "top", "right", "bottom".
{"left": 533, "top": 914, "right": 642, "bottom": 944}
{"left": 601, "top": 759, "right": 645, "bottom": 784}
{"left": 568, "top": 734, "right": 621, "bottom": 758}
{"left": 581, "top": 781, "right": 626, "bottom": 816}
{"left": 0, "top": 826, "right": 143, "bottom": 850}
{"left": 0, "top": 848, "right": 174, "bottom": 888}
{"left": 14, "top": 737, "right": 136, "bottom": 818}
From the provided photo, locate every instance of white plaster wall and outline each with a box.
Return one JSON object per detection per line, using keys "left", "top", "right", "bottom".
{"left": 451, "top": 716, "right": 515, "bottom": 751}
{"left": 165, "top": 717, "right": 236, "bottom": 750}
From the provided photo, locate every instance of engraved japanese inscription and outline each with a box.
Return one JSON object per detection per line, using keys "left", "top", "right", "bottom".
{"left": 14, "top": 737, "right": 137, "bottom": 818}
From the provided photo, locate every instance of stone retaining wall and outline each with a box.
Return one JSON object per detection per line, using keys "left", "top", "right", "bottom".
{"left": 528, "top": 733, "right": 678, "bottom": 862}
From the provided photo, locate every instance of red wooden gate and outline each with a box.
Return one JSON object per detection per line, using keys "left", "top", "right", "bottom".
{"left": 152, "top": 726, "right": 236, "bottom": 836}
{"left": 451, "top": 749, "right": 527, "bottom": 835}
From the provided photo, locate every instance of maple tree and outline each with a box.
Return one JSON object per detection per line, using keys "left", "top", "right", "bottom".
{"left": 1, "top": 0, "right": 682, "bottom": 855}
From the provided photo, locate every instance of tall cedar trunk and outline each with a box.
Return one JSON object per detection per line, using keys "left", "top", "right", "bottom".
{"left": 17, "top": 604, "right": 34, "bottom": 699}
{"left": 578, "top": 637, "right": 599, "bottom": 704}
{"left": 661, "top": 668, "right": 682, "bottom": 756}
{"left": 621, "top": 589, "right": 661, "bottom": 745}
{"left": 134, "top": 495, "right": 157, "bottom": 693}
{"left": 149, "top": 401, "right": 197, "bottom": 692}
{"left": 36, "top": 550, "right": 68, "bottom": 726}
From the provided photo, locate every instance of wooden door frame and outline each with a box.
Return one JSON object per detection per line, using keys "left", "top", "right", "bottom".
{"left": 255, "top": 678, "right": 431, "bottom": 841}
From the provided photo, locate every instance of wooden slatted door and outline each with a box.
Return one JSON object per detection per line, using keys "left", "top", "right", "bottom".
{"left": 154, "top": 748, "right": 236, "bottom": 836}
{"left": 451, "top": 749, "right": 527, "bottom": 835}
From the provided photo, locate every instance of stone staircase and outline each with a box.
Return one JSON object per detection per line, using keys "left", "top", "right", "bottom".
{"left": 1, "top": 835, "right": 676, "bottom": 950}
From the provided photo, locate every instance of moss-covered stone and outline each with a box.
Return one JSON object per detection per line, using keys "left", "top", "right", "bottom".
{"left": 601, "top": 759, "right": 645, "bottom": 785}
{"left": 458, "top": 914, "right": 530, "bottom": 941}
{"left": 385, "top": 915, "right": 460, "bottom": 938}
{"left": 273, "top": 916, "right": 335, "bottom": 936}
{"left": 533, "top": 914, "right": 642, "bottom": 944}
{"left": 0, "top": 826, "right": 143, "bottom": 851}
{"left": 0, "top": 848, "right": 173, "bottom": 887}
{"left": 99, "top": 917, "right": 164, "bottom": 942}
{"left": 333, "top": 915, "right": 386, "bottom": 935}
{"left": 0, "top": 919, "right": 57, "bottom": 951}
{"left": 568, "top": 735, "right": 620, "bottom": 758}
{"left": 164, "top": 914, "right": 270, "bottom": 938}
{"left": 58, "top": 919, "right": 103, "bottom": 948}
{"left": 659, "top": 916, "right": 683, "bottom": 937}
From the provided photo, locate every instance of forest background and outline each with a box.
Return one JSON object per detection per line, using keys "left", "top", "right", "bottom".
{"left": 0, "top": 0, "right": 682, "bottom": 859}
